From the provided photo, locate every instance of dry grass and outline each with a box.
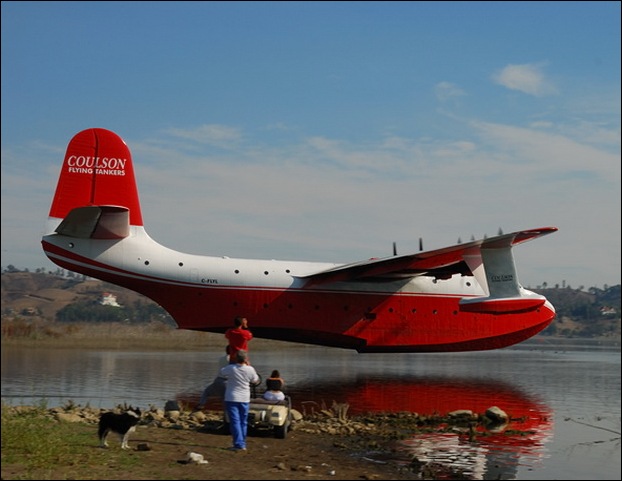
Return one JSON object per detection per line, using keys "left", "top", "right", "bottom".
{"left": 0, "top": 319, "right": 303, "bottom": 351}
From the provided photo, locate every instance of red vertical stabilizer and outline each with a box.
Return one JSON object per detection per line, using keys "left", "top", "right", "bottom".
{"left": 48, "top": 128, "right": 143, "bottom": 226}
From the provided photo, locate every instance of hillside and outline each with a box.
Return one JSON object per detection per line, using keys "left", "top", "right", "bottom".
{"left": 1, "top": 271, "right": 165, "bottom": 322}
{"left": 1, "top": 271, "right": 620, "bottom": 339}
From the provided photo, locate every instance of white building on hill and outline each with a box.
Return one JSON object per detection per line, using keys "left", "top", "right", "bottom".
{"left": 100, "top": 292, "right": 122, "bottom": 307}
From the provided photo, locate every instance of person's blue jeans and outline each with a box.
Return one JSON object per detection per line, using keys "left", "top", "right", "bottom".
{"left": 225, "top": 401, "right": 250, "bottom": 449}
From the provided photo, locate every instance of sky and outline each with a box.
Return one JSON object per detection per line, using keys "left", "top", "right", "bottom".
{"left": 1, "top": 1, "right": 620, "bottom": 291}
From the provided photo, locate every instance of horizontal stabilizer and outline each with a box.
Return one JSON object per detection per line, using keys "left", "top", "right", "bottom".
{"left": 55, "top": 206, "right": 130, "bottom": 239}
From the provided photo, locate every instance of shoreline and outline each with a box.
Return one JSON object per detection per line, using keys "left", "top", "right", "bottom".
{"left": 2, "top": 401, "right": 512, "bottom": 480}
{"left": 2, "top": 319, "right": 619, "bottom": 351}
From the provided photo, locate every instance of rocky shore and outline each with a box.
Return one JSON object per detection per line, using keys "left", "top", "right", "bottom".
{"left": 5, "top": 395, "right": 515, "bottom": 437}
{"left": 2, "top": 400, "right": 517, "bottom": 480}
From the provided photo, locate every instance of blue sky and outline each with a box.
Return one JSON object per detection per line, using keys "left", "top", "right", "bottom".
{"left": 2, "top": 1, "right": 620, "bottom": 290}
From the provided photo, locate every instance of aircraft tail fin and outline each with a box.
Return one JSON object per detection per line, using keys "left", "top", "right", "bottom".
{"left": 46, "top": 128, "right": 143, "bottom": 237}
{"left": 460, "top": 238, "right": 547, "bottom": 314}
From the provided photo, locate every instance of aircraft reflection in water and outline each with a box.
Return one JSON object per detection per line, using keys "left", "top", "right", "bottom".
{"left": 283, "top": 376, "right": 552, "bottom": 480}
{"left": 42, "top": 128, "right": 558, "bottom": 353}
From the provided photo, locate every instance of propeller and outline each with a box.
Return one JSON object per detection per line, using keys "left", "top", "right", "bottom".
{"left": 392, "top": 237, "right": 424, "bottom": 255}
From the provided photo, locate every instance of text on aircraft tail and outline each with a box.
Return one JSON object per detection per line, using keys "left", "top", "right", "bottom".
{"left": 48, "top": 128, "right": 143, "bottom": 226}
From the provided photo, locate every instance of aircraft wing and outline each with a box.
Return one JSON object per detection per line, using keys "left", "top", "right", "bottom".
{"left": 297, "top": 227, "right": 558, "bottom": 285}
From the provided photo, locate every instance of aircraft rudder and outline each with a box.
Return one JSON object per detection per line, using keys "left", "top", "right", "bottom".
{"left": 48, "top": 128, "right": 143, "bottom": 227}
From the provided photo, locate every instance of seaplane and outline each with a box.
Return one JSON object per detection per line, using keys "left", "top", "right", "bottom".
{"left": 41, "top": 128, "right": 558, "bottom": 353}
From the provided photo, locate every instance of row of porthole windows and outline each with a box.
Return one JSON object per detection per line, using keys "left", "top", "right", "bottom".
{"left": 140, "top": 259, "right": 296, "bottom": 279}
{"left": 66, "top": 245, "right": 293, "bottom": 274}
{"left": 175, "top": 262, "right": 292, "bottom": 276}
{"left": 228, "top": 296, "right": 540, "bottom": 317}
{"left": 226, "top": 300, "right": 459, "bottom": 316}
{"left": 231, "top": 269, "right": 291, "bottom": 275}
{"left": 136, "top": 257, "right": 296, "bottom": 275}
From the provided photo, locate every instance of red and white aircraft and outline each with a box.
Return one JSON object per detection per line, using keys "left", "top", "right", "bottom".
{"left": 42, "top": 128, "right": 558, "bottom": 352}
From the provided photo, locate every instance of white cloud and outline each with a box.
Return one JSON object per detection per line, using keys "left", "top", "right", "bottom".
{"left": 472, "top": 120, "right": 619, "bottom": 179}
{"left": 492, "top": 63, "right": 557, "bottom": 96}
{"left": 434, "top": 81, "right": 466, "bottom": 102}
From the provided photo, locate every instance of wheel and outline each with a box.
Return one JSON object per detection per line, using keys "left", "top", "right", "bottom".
{"left": 274, "top": 423, "right": 287, "bottom": 439}
{"left": 274, "top": 410, "right": 292, "bottom": 439}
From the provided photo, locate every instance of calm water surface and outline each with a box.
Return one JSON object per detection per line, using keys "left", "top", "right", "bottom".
{"left": 2, "top": 338, "right": 620, "bottom": 480}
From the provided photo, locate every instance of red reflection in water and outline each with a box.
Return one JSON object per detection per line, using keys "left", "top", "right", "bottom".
{"left": 183, "top": 375, "right": 552, "bottom": 449}
{"left": 297, "top": 377, "right": 551, "bottom": 444}
{"left": 284, "top": 376, "right": 553, "bottom": 479}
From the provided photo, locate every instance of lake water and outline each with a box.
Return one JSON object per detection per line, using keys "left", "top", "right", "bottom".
{"left": 2, "top": 338, "right": 620, "bottom": 480}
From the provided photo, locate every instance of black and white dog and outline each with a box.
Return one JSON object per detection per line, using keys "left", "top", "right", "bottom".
{"left": 98, "top": 406, "right": 142, "bottom": 449}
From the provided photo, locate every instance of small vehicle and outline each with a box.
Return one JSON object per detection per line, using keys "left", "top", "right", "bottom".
{"left": 223, "top": 394, "right": 293, "bottom": 439}
{"left": 246, "top": 395, "right": 293, "bottom": 439}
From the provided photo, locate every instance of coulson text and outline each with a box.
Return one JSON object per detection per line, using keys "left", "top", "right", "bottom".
{"left": 67, "top": 155, "right": 127, "bottom": 169}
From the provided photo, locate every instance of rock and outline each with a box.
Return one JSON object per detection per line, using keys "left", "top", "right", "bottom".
{"left": 484, "top": 406, "right": 508, "bottom": 423}
{"left": 185, "top": 451, "right": 208, "bottom": 464}
{"left": 447, "top": 409, "right": 474, "bottom": 419}
{"left": 166, "top": 410, "right": 181, "bottom": 421}
{"left": 190, "top": 411, "right": 207, "bottom": 421}
{"left": 54, "top": 412, "right": 83, "bottom": 423}
{"left": 164, "top": 400, "right": 180, "bottom": 412}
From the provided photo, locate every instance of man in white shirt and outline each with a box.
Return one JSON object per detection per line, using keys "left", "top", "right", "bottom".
{"left": 218, "top": 349, "right": 260, "bottom": 451}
